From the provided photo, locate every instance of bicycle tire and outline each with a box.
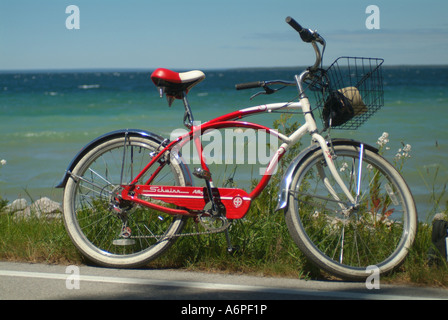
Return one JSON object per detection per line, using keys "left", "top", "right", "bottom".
{"left": 63, "top": 135, "right": 188, "bottom": 268}
{"left": 285, "top": 144, "right": 417, "bottom": 281}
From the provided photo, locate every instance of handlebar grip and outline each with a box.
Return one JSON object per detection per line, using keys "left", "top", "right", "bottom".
{"left": 235, "top": 81, "right": 264, "bottom": 90}
{"left": 285, "top": 16, "right": 315, "bottom": 43}
{"left": 285, "top": 16, "right": 303, "bottom": 33}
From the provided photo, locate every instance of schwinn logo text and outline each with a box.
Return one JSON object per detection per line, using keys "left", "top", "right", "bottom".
{"left": 147, "top": 186, "right": 189, "bottom": 194}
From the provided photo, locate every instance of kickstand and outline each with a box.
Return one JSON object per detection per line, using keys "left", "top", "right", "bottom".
{"left": 224, "top": 229, "right": 239, "bottom": 255}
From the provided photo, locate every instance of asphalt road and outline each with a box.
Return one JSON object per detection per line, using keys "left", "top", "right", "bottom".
{"left": 0, "top": 261, "right": 446, "bottom": 302}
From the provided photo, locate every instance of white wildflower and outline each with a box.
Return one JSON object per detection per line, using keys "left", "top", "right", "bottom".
{"left": 0, "top": 159, "right": 6, "bottom": 166}
{"left": 377, "top": 132, "right": 389, "bottom": 147}
{"left": 403, "top": 144, "right": 411, "bottom": 153}
{"left": 395, "top": 143, "right": 411, "bottom": 160}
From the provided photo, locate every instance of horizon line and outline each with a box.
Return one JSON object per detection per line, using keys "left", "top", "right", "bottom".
{"left": 1, "top": 63, "right": 448, "bottom": 73}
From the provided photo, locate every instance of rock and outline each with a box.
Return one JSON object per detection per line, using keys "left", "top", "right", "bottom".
{"left": 10, "top": 197, "right": 62, "bottom": 220}
{"left": 5, "top": 198, "right": 28, "bottom": 213}
{"left": 30, "top": 197, "right": 62, "bottom": 219}
{"left": 433, "top": 212, "right": 448, "bottom": 221}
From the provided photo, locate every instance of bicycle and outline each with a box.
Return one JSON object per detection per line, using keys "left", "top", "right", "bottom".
{"left": 57, "top": 17, "right": 417, "bottom": 281}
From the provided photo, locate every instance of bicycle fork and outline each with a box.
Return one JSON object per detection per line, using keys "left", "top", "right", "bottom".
{"left": 313, "top": 136, "right": 366, "bottom": 264}
{"left": 312, "top": 134, "right": 358, "bottom": 208}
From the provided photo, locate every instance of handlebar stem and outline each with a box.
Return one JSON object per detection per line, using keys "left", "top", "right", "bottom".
{"left": 310, "top": 41, "right": 324, "bottom": 71}
{"left": 295, "top": 72, "right": 308, "bottom": 97}
{"left": 294, "top": 37, "right": 325, "bottom": 98}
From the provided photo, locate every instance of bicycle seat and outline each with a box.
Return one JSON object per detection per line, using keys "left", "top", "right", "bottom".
{"left": 151, "top": 68, "right": 205, "bottom": 99}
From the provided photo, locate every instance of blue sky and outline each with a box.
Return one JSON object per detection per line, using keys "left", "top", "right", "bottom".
{"left": 0, "top": 0, "right": 447, "bottom": 70}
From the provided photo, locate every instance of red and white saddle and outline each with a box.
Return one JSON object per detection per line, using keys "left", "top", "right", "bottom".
{"left": 151, "top": 68, "right": 205, "bottom": 101}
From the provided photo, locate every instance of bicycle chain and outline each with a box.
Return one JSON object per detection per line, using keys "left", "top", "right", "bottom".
{"left": 130, "top": 216, "right": 231, "bottom": 240}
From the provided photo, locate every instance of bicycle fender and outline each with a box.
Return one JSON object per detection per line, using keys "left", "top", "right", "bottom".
{"left": 275, "top": 138, "right": 378, "bottom": 212}
{"left": 55, "top": 129, "right": 193, "bottom": 188}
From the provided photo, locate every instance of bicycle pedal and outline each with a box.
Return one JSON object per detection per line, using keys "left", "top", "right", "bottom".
{"left": 227, "top": 245, "right": 241, "bottom": 255}
{"left": 112, "top": 226, "right": 135, "bottom": 246}
{"left": 112, "top": 239, "right": 136, "bottom": 246}
{"left": 193, "top": 167, "right": 212, "bottom": 181}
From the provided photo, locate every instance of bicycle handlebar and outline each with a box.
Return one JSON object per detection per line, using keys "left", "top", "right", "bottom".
{"left": 235, "top": 80, "right": 295, "bottom": 91}
{"left": 235, "top": 81, "right": 265, "bottom": 91}
{"left": 285, "top": 16, "right": 315, "bottom": 43}
{"left": 285, "top": 16, "right": 325, "bottom": 46}
{"left": 235, "top": 17, "right": 325, "bottom": 92}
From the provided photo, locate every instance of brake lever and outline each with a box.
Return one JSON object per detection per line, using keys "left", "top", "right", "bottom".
{"left": 249, "top": 85, "right": 285, "bottom": 100}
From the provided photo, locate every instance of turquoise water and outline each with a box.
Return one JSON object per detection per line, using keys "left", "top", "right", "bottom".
{"left": 0, "top": 66, "right": 447, "bottom": 220}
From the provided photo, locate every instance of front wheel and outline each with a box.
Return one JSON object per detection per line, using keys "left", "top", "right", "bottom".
{"left": 63, "top": 135, "right": 188, "bottom": 268}
{"left": 285, "top": 144, "right": 417, "bottom": 281}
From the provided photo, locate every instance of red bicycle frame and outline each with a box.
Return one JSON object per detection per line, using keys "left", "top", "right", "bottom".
{"left": 120, "top": 102, "right": 301, "bottom": 219}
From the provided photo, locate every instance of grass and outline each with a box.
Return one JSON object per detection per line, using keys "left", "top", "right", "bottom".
{"left": 0, "top": 209, "right": 80, "bottom": 265}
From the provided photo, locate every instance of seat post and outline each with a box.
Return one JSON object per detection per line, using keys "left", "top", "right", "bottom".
{"left": 182, "top": 92, "right": 195, "bottom": 128}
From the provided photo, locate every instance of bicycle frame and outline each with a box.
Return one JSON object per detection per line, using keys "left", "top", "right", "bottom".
{"left": 119, "top": 78, "right": 356, "bottom": 219}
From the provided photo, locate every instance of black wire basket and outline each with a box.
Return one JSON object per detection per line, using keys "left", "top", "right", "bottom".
{"left": 315, "top": 57, "right": 384, "bottom": 130}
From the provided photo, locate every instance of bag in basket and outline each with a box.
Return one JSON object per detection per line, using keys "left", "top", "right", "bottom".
{"left": 322, "top": 86, "right": 367, "bottom": 128}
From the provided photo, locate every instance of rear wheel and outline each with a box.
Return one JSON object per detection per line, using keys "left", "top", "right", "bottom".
{"left": 285, "top": 144, "right": 417, "bottom": 280}
{"left": 63, "top": 135, "right": 188, "bottom": 268}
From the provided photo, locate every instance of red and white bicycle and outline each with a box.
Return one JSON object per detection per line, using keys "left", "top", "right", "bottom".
{"left": 57, "top": 17, "right": 417, "bottom": 280}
